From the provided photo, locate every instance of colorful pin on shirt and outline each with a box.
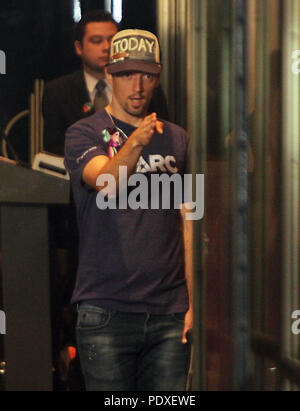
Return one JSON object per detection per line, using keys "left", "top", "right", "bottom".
{"left": 102, "top": 128, "right": 121, "bottom": 159}
{"left": 82, "top": 102, "right": 94, "bottom": 114}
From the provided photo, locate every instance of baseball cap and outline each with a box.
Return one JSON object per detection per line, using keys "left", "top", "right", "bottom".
{"left": 106, "top": 29, "right": 162, "bottom": 75}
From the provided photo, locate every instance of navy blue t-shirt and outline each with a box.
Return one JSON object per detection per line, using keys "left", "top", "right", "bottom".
{"left": 64, "top": 110, "right": 190, "bottom": 314}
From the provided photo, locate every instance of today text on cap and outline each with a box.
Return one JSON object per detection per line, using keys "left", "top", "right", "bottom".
{"left": 113, "top": 37, "right": 155, "bottom": 56}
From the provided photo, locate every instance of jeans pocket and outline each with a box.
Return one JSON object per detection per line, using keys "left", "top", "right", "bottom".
{"left": 77, "top": 305, "right": 111, "bottom": 331}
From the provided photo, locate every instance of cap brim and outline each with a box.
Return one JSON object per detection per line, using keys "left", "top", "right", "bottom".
{"left": 106, "top": 59, "right": 162, "bottom": 75}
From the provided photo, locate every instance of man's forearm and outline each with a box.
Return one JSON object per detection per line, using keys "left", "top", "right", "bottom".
{"left": 184, "top": 221, "right": 194, "bottom": 308}
{"left": 181, "top": 205, "right": 194, "bottom": 343}
{"left": 182, "top": 207, "right": 194, "bottom": 309}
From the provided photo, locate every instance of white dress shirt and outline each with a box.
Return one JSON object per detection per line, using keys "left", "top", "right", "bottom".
{"left": 83, "top": 71, "right": 112, "bottom": 105}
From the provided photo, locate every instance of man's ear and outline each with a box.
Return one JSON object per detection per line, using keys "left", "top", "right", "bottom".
{"left": 155, "top": 73, "right": 161, "bottom": 88}
{"left": 105, "top": 67, "right": 113, "bottom": 86}
{"left": 74, "top": 40, "right": 83, "bottom": 57}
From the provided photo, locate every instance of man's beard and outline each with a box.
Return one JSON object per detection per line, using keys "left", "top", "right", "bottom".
{"left": 123, "top": 96, "right": 150, "bottom": 118}
{"left": 124, "top": 103, "right": 147, "bottom": 118}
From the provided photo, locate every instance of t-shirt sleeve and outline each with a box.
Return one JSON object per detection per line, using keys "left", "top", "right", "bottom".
{"left": 64, "top": 120, "right": 108, "bottom": 184}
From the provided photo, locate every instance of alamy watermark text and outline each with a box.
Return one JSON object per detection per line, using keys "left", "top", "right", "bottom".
{"left": 292, "top": 310, "right": 300, "bottom": 335}
{"left": 96, "top": 166, "right": 204, "bottom": 221}
{"left": 0, "top": 310, "right": 6, "bottom": 335}
{"left": 0, "top": 50, "right": 6, "bottom": 75}
{"left": 292, "top": 50, "right": 300, "bottom": 75}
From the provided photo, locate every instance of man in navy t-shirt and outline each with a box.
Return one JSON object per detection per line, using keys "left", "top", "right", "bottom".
{"left": 65, "top": 29, "right": 193, "bottom": 391}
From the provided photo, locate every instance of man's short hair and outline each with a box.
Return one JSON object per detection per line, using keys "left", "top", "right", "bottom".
{"left": 74, "top": 10, "right": 118, "bottom": 43}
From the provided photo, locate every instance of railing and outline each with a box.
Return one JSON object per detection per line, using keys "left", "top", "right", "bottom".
{"left": 1, "top": 79, "right": 44, "bottom": 165}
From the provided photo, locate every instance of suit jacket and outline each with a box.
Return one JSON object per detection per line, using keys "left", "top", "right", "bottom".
{"left": 42, "top": 69, "right": 169, "bottom": 156}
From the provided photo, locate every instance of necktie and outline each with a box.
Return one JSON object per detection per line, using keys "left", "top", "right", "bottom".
{"left": 94, "top": 80, "right": 109, "bottom": 111}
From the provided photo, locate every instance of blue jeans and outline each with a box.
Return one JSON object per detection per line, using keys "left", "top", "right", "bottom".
{"left": 76, "top": 304, "right": 191, "bottom": 391}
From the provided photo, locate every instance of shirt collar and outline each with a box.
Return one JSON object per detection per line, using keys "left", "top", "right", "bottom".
{"left": 83, "top": 70, "right": 111, "bottom": 94}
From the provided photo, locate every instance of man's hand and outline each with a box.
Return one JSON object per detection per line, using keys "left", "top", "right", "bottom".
{"left": 182, "top": 308, "right": 193, "bottom": 344}
{"left": 131, "top": 113, "right": 164, "bottom": 147}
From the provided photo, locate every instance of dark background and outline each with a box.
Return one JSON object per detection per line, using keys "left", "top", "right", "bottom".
{"left": 0, "top": 0, "right": 157, "bottom": 162}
